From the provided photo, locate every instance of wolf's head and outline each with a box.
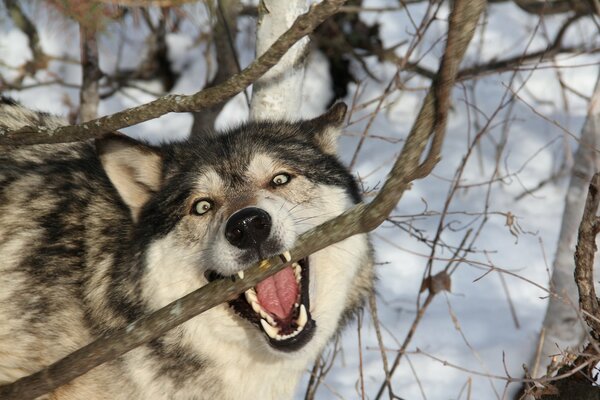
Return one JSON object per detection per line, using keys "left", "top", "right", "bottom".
{"left": 96, "top": 103, "right": 373, "bottom": 361}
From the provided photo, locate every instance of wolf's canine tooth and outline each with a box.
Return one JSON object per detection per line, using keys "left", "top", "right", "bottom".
{"left": 251, "top": 301, "right": 261, "bottom": 314}
{"left": 260, "top": 319, "right": 279, "bottom": 339}
{"left": 297, "top": 304, "right": 308, "bottom": 327}
{"left": 280, "top": 251, "right": 291, "bottom": 262}
{"left": 237, "top": 270, "right": 244, "bottom": 280}
{"left": 262, "top": 312, "right": 276, "bottom": 326}
{"left": 245, "top": 289, "right": 258, "bottom": 303}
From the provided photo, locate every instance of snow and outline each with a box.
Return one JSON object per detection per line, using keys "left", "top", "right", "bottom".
{"left": 1, "top": 1, "right": 600, "bottom": 399}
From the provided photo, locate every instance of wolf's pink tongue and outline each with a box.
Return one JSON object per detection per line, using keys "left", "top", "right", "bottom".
{"left": 255, "top": 266, "right": 298, "bottom": 321}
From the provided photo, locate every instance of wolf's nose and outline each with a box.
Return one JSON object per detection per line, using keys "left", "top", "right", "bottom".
{"left": 225, "top": 207, "right": 272, "bottom": 249}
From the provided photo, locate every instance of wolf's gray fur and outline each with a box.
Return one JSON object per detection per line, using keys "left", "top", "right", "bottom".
{"left": 0, "top": 97, "right": 374, "bottom": 399}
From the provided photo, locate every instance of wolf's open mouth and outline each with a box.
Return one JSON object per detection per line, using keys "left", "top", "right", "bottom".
{"left": 205, "top": 256, "right": 316, "bottom": 351}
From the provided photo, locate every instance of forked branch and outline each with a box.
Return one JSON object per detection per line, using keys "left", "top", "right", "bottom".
{"left": 0, "top": 0, "right": 347, "bottom": 145}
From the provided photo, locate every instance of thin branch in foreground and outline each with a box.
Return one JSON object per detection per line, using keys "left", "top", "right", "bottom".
{"left": 0, "top": 0, "right": 484, "bottom": 399}
{"left": 0, "top": 0, "right": 348, "bottom": 146}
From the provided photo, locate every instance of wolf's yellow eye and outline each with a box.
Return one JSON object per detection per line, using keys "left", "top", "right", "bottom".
{"left": 192, "top": 199, "right": 213, "bottom": 215}
{"left": 271, "top": 173, "right": 291, "bottom": 187}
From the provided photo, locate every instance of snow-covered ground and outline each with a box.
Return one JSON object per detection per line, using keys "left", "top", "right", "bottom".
{"left": 1, "top": 1, "right": 599, "bottom": 399}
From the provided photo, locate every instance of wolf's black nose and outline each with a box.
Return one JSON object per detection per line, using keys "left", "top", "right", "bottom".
{"left": 225, "top": 207, "right": 272, "bottom": 249}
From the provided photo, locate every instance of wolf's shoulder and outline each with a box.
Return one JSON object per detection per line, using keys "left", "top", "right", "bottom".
{"left": 0, "top": 97, "right": 96, "bottom": 167}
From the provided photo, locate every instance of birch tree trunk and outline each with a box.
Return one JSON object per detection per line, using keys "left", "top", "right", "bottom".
{"left": 529, "top": 72, "right": 600, "bottom": 382}
{"left": 250, "top": 0, "right": 309, "bottom": 120}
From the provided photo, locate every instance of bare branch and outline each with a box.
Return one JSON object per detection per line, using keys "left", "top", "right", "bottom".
{"left": 574, "top": 173, "right": 600, "bottom": 334}
{"left": 512, "top": 0, "right": 598, "bottom": 15}
{"left": 79, "top": 25, "right": 101, "bottom": 122}
{"left": 190, "top": 0, "right": 242, "bottom": 136}
{"left": 0, "top": 0, "right": 347, "bottom": 146}
{"left": 458, "top": 13, "right": 592, "bottom": 80}
{"left": 2, "top": 0, "right": 48, "bottom": 80}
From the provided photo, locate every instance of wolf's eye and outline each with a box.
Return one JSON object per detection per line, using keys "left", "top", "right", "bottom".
{"left": 271, "top": 173, "right": 291, "bottom": 187}
{"left": 192, "top": 199, "right": 213, "bottom": 215}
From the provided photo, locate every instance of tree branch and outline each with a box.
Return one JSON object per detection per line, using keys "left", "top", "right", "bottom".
{"left": 2, "top": 0, "right": 48, "bottom": 80}
{"left": 190, "top": 0, "right": 243, "bottom": 137}
{"left": 512, "top": 0, "right": 598, "bottom": 15}
{"left": 249, "top": 0, "right": 309, "bottom": 120}
{"left": 574, "top": 172, "right": 600, "bottom": 335}
{"left": 0, "top": 0, "right": 347, "bottom": 146}
{"left": 79, "top": 24, "right": 101, "bottom": 122}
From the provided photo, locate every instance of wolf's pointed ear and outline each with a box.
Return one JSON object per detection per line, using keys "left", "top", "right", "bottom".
{"left": 307, "top": 102, "right": 347, "bottom": 155}
{"left": 96, "top": 135, "right": 163, "bottom": 221}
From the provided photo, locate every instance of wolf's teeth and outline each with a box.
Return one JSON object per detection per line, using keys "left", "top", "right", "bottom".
{"left": 244, "top": 290, "right": 276, "bottom": 325}
{"left": 281, "top": 251, "right": 291, "bottom": 262}
{"left": 293, "top": 262, "right": 301, "bottom": 282}
{"left": 262, "top": 312, "right": 276, "bottom": 326}
{"left": 251, "top": 301, "right": 261, "bottom": 314}
{"left": 260, "top": 319, "right": 279, "bottom": 339}
{"left": 297, "top": 304, "right": 308, "bottom": 327}
{"left": 245, "top": 289, "right": 257, "bottom": 303}
{"left": 237, "top": 270, "right": 244, "bottom": 279}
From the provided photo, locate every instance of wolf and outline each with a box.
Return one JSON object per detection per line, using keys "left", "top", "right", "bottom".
{"left": 0, "top": 97, "right": 374, "bottom": 399}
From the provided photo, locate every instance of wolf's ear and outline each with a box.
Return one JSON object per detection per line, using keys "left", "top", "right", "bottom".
{"left": 306, "top": 102, "right": 347, "bottom": 155}
{"left": 96, "top": 135, "right": 163, "bottom": 221}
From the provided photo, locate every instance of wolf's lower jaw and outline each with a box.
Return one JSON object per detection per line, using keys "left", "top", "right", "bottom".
{"left": 206, "top": 257, "right": 315, "bottom": 352}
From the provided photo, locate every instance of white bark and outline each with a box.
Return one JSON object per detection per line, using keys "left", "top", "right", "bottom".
{"left": 530, "top": 73, "right": 600, "bottom": 380}
{"left": 250, "top": 0, "right": 309, "bottom": 120}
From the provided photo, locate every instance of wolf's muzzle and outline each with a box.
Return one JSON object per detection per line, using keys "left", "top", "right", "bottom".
{"left": 225, "top": 207, "right": 272, "bottom": 249}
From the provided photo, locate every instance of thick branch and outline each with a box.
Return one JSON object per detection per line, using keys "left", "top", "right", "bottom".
{"left": 3, "top": 0, "right": 48, "bottom": 79}
{"left": 574, "top": 173, "right": 600, "bottom": 334}
{"left": 190, "top": 0, "right": 242, "bottom": 136}
{"left": 249, "top": 0, "right": 309, "bottom": 120}
{"left": 79, "top": 25, "right": 100, "bottom": 122}
{"left": 0, "top": 0, "right": 484, "bottom": 398}
{"left": 512, "top": 0, "right": 597, "bottom": 15}
{"left": 0, "top": 0, "right": 347, "bottom": 146}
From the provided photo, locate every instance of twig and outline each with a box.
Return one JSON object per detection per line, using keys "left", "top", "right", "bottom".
{"left": 357, "top": 310, "right": 366, "bottom": 400}
{"left": 369, "top": 292, "right": 394, "bottom": 400}
{"left": 373, "top": 293, "right": 435, "bottom": 400}
{"left": 414, "top": 348, "right": 596, "bottom": 383}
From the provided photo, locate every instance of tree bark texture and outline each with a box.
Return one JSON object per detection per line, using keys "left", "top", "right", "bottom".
{"left": 531, "top": 73, "right": 600, "bottom": 380}
{"left": 250, "top": 0, "right": 309, "bottom": 120}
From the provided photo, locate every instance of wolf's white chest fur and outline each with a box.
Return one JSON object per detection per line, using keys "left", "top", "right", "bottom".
{"left": 137, "top": 228, "right": 368, "bottom": 399}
